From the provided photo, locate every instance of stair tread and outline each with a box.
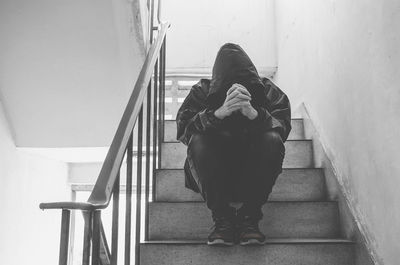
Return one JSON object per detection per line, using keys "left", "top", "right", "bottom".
{"left": 148, "top": 201, "right": 340, "bottom": 239}
{"left": 161, "top": 140, "right": 314, "bottom": 169}
{"left": 140, "top": 239, "right": 355, "bottom": 265}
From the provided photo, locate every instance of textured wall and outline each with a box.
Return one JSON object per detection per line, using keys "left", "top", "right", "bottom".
{"left": 274, "top": 1, "right": 400, "bottom": 264}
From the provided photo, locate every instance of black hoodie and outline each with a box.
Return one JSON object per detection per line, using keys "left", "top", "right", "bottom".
{"left": 177, "top": 43, "right": 291, "bottom": 143}
{"left": 176, "top": 43, "right": 292, "bottom": 193}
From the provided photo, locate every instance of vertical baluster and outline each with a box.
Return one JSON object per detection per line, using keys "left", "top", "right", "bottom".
{"left": 91, "top": 210, "right": 101, "bottom": 265}
{"left": 161, "top": 37, "right": 166, "bottom": 143}
{"left": 152, "top": 60, "right": 159, "bottom": 202}
{"left": 59, "top": 209, "right": 71, "bottom": 265}
{"left": 149, "top": 0, "right": 155, "bottom": 40}
{"left": 135, "top": 107, "right": 144, "bottom": 265}
{"left": 100, "top": 221, "right": 111, "bottom": 264}
{"left": 82, "top": 211, "right": 92, "bottom": 265}
{"left": 125, "top": 132, "right": 133, "bottom": 265}
{"left": 157, "top": 46, "right": 163, "bottom": 169}
{"left": 145, "top": 84, "right": 152, "bottom": 241}
{"left": 111, "top": 173, "right": 120, "bottom": 265}
{"left": 69, "top": 191, "right": 77, "bottom": 265}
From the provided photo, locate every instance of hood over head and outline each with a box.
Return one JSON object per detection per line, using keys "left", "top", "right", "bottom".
{"left": 206, "top": 43, "right": 267, "bottom": 108}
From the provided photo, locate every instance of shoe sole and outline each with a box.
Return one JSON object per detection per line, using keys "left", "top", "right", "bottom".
{"left": 239, "top": 239, "right": 266, "bottom": 246}
{"left": 207, "top": 239, "right": 235, "bottom": 246}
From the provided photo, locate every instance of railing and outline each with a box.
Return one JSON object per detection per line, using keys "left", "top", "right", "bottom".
{"left": 39, "top": 5, "right": 169, "bottom": 265}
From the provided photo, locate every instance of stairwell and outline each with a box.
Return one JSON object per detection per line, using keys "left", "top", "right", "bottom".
{"left": 138, "top": 76, "right": 356, "bottom": 265}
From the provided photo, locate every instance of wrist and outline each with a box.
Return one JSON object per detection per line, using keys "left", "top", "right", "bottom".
{"left": 214, "top": 108, "right": 226, "bottom": 120}
{"left": 247, "top": 107, "right": 258, "bottom": 120}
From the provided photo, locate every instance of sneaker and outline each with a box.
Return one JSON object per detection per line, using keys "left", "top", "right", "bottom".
{"left": 207, "top": 215, "right": 236, "bottom": 246}
{"left": 236, "top": 215, "right": 266, "bottom": 245}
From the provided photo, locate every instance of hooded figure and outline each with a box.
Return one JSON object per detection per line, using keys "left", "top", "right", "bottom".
{"left": 206, "top": 43, "right": 268, "bottom": 109}
{"left": 176, "top": 43, "right": 291, "bottom": 196}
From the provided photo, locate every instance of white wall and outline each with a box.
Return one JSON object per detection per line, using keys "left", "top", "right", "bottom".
{"left": 0, "top": 0, "right": 147, "bottom": 147}
{"left": 274, "top": 1, "right": 400, "bottom": 264}
{"left": 162, "top": 0, "right": 276, "bottom": 72}
{"left": 0, "top": 100, "right": 70, "bottom": 265}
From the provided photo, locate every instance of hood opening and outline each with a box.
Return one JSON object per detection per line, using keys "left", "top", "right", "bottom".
{"left": 206, "top": 43, "right": 266, "bottom": 108}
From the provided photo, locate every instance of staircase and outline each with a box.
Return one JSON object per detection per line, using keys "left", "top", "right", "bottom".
{"left": 38, "top": 22, "right": 358, "bottom": 262}
{"left": 138, "top": 77, "right": 356, "bottom": 265}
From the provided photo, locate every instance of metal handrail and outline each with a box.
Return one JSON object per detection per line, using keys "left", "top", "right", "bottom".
{"left": 39, "top": 22, "right": 169, "bottom": 211}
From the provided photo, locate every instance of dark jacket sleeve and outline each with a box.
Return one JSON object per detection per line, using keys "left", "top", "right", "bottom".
{"left": 249, "top": 78, "right": 292, "bottom": 142}
{"left": 176, "top": 83, "right": 222, "bottom": 146}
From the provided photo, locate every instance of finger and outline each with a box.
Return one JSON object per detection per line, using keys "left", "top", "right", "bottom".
{"left": 225, "top": 95, "right": 251, "bottom": 106}
{"left": 234, "top": 86, "right": 251, "bottom": 97}
{"left": 232, "top": 92, "right": 251, "bottom": 101}
{"left": 226, "top": 85, "right": 238, "bottom": 96}
{"left": 225, "top": 97, "right": 250, "bottom": 108}
{"left": 231, "top": 83, "right": 251, "bottom": 96}
{"left": 225, "top": 90, "right": 239, "bottom": 101}
{"left": 227, "top": 101, "right": 251, "bottom": 111}
{"left": 227, "top": 83, "right": 250, "bottom": 96}
{"left": 228, "top": 97, "right": 252, "bottom": 106}
{"left": 225, "top": 90, "right": 251, "bottom": 102}
{"left": 225, "top": 97, "right": 249, "bottom": 107}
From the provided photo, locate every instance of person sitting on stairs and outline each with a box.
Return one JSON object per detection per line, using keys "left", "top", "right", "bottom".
{"left": 176, "top": 43, "right": 292, "bottom": 246}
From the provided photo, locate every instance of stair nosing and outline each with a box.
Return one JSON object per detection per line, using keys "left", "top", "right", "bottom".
{"left": 141, "top": 238, "right": 355, "bottom": 245}
{"left": 163, "top": 118, "right": 305, "bottom": 121}
{"left": 156, "top": 167, "right": 323, "bottom": 170}
{"left": 154, "top": 200, "right": 333, "bottom": 203}
{"left": 156, "top": 167, "right": 324, "bottom": 172}
{"left": 150, "top": 201, "right": 337, "bottom": 204}
{"left": 163, "top": 139, "right": 312, "bottom": 144}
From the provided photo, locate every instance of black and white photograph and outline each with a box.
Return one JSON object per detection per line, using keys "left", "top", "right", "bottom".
{"left": 0, "top": 0, "right": 399, "bottom": 265}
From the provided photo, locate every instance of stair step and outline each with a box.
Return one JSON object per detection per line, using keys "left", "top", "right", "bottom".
{"left": 161, "top": 140, "right": 314, "bottom": 169}
{"left": 155, "top": 168, "right": 326, "bottom": 201}
{"left": 164, "top": 118, "right": 305, "bottom": 141}
{"left": 140, "top": 239, "right": 354, "bottom": 265}
{"left": 148, "top": 202, "right": 340, "bottom": 240}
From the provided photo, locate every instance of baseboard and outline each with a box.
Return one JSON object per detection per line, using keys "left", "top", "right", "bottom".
{"left": 297, "top": 103, "right": 382, "bottom": 265}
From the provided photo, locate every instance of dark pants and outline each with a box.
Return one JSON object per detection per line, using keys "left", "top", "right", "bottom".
{"left": 188, "top": 128, "right": 285, "bottom": 220}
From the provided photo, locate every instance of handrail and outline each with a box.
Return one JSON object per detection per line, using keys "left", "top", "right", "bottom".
{"left": 39, "top": 22, "right": 169, "bottom": 211}
{"left": 87, "top": 21, "right": 169, "bottom": 206}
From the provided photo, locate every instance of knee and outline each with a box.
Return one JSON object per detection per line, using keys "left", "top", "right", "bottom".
{"left": 189, "top": 134, "right": 210, "bottom": 155}
{"left": 256, "top": 130, "right": 285, "bottom": 157}
{"left": 189, "top": 133, "right": 222, "bottom": 160}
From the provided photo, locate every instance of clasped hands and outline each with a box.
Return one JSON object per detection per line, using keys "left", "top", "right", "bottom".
{"left": 214, "top": 83, "right": 258, "bottom": 120}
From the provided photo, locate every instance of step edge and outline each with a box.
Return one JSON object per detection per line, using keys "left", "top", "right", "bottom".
{"left": 156, "top": 167, "right": 324, "bottom": 172}
{"left": 164, "top": 118, "right": 305, "bottom": 122}
{"left": 156, "top": 167, "right": 324, "bottom": 171}
{"left": 163, "top": 138, "right": 312, "bottom": 143}
{"left": 149, "top": 201, "right": 338, "bottom": 205}
{"left": 153, "top": 200, "right": 332, "bottom": 203}
{"left": 162, "top": 139, "right": 313, "bottom": 144}
{"left": 141, "top": 238, "right": 355, "bottom": 245}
